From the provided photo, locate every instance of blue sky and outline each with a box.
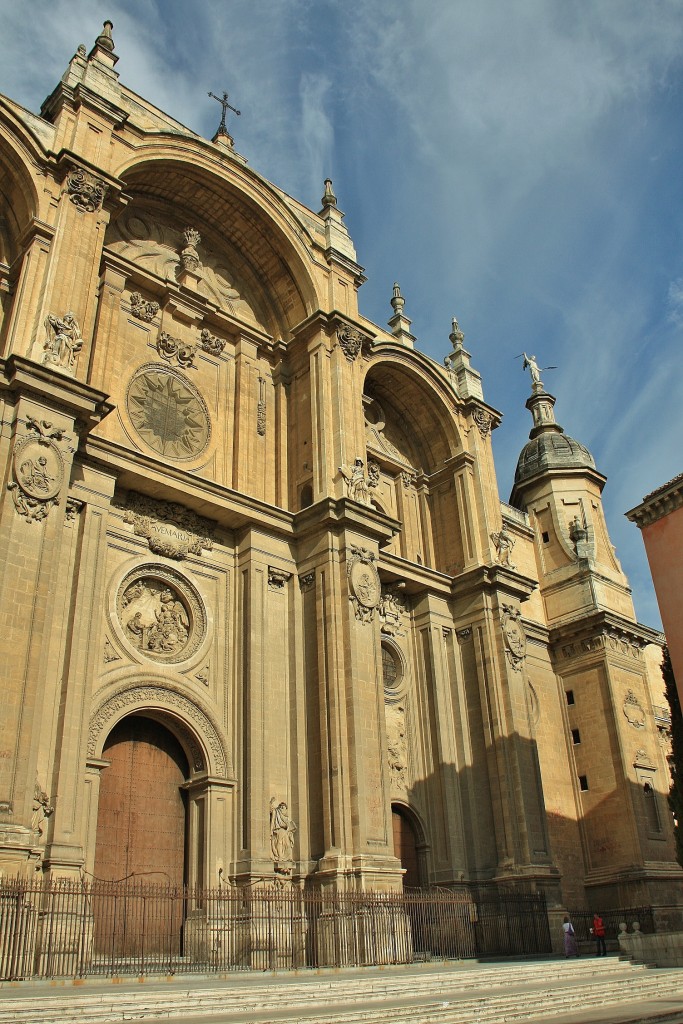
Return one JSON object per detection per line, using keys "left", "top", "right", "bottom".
{"left": 2, "top": 0, "right": 682, "bottom": 630}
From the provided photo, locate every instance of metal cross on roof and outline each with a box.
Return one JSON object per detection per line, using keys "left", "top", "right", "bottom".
{"left": 208, "top": 91, "right": 241, "bottom": 137}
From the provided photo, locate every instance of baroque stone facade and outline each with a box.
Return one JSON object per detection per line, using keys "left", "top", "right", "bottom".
{"left": 0, "top": 22, "right": 679, "bottom": 927}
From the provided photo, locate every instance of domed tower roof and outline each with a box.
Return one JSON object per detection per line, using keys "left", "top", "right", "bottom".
{"left": 509, "top": 372, "right": 601, "bottom": 510}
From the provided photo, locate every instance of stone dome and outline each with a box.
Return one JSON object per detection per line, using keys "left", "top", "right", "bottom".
{"left": 514, "top": 429, "right": 596, "bottom": 486}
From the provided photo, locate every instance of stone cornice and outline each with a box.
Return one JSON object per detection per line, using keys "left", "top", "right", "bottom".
{"left": 550, "top": 610, "right": 663, "bottom": 663}
{"left": 451, "top": 563, "right": 538, "bottom": 604}
{"left": 0, "top": 355, "right": 112, "bottom": 427}
{"left": 626, "top": 474, "right": 683, "bottom": 528}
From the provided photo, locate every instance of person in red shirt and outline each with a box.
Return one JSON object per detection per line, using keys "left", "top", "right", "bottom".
{"left": 592, "top": 913, "right": 607, "bottom": 956}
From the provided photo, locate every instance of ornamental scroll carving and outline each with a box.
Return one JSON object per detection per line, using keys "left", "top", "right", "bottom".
{"left": 501, "top": 603, "right": 526, "bottom": 672}
{"left": 623, "top": 690, "right": 646, "bottom": 729}
{"left": 200, "top": 328, "right": 225, "bottom": 356}
{"left": 129, "top": 292, "right": 159, "bottom": 322}
{"left": 115, "top": 490, "right": 215, "bottom": 560}
{"left": 8, "top": 419, "right": 66, "bottom": 523}
{"left": 66, "top": 167, "right": 108, "bottom": 213}
{"left": 115, "top": 565, "right": 206, "bottom": 664}
{"left": 472, "top": 408, "right": 492, "bottom": 438}
{"left": 347, "top": 546, "right": 381, "bottom": 623}
{"left": 156, "top": 330, "right": 197, "bottom": 368}
{"left": 88, "top": 684, "right": 228, "bottom": 777}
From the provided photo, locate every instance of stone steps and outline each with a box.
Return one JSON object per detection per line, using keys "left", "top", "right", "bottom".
{"left": 1, "top": 958, "right": 681, "bottom": 1024}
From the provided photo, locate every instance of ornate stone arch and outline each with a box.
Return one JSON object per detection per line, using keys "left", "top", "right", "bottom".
{"left": 88, "top": 678, "right": 231, "bottom": 779}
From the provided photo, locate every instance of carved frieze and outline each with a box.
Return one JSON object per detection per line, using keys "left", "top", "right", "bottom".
{"left": 66, "top": 166, "right": 108, "bottom": 213}
{"left": 156, "top": 330, "right": 197, "bottom": 368}
{"left": 129, "top": 292, "right": 159, "bottom": 322}
{"left": 501, "top": 603, "right": 526, "bottom": 672}
{"left": 347, "top": 546, "right": 381, "bottom": 623}
{"left": 379, "top": 583, "right": 407, "bottom": 636}
{"left": 127, "top": 364, "right": 211, "bottom": 460}
{"left": 115, "top": 491, "right": 214, "bottom": 560}
{"left": 557, "top": 628, "right": 643, "bottom": 661}
{"left": 623, "top": 690, "right": 646, "bottom": 729}
{"left": 116, "top": 565, "right": 206, "bottom": 664}
{"left": 200, "top": 328, "right": 225, "bottom": 356}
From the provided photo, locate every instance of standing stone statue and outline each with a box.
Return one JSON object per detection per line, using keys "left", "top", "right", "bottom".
{"left": 43, "top": 311, "right": 82, "bottom": 371}
{"left": 339, "top": 458, "right": 372, "bottom": 506}
{"left": 270, "top": 798, "right": 296, "bottom": 872}
{"left": 491, "top": 525, "right": 516, "bottom": 568}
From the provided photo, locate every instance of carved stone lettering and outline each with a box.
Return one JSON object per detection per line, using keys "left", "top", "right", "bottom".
{"left": 116, "top": 491, "right": 214, "bottom": 560}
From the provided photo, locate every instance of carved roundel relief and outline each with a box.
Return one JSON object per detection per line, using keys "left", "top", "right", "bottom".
{"left": 116, "top": 564, "right": 207, "bottom": 665}
{"left": 13, "top": 437, "right": 64, "bottom": 500}
{"left": 126, "top": 363, "right": 211, "bottom": 460}
{"left": 349, "top": 559, "right": 381, "bottom": 610}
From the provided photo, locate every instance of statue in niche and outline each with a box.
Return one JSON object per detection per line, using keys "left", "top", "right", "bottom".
{"left": 339, "top": 458, "right": 372, "bottom": 506}
{"left": 42, "top": 311, "right": 82, "bottom": 372}
{"left": 491, "top": 525, "right": 516, "bottom": 568}
{"left": 270, "top": 798, "right": 296, "bottom": 873}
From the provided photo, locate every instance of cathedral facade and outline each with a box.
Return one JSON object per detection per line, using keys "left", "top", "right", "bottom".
{"left": 0, "top": 23, "right": 680, "bottom": 919}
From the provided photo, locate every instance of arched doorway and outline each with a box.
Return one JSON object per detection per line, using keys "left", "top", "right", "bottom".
{"left": 392, "top": 805, "right": 421, "bottom": 889}
{"left": 95, "top": 715, "right": 189, "bottom": 885}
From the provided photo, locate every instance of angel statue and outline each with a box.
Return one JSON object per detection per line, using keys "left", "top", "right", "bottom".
{"left": 339, "top": 458, "right": 372, "bottom": 506}
{"left": 43, "top": 311, "right": 82, "bottom": 371}
{"left": 491, "top": 525, "right": 515, "bottom": 568}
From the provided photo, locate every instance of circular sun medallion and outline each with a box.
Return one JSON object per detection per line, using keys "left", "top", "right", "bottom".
{"left": 127, "top": 364, "right": 210, "bottom": 460}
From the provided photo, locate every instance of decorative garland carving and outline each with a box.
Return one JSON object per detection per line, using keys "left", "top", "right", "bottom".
{"left": 88, "top": 683, "right": 228, "bottom": 777}
{"left": 65, "top": 497, "right": 84, "bottom": 523}
{"left": 401, "top": 470, "right": 417, "bottom": 489}
{"left": 457, "top": 627, "right": 472, "bottom": 644}
{"left": 66, "top": 167, "right": 108, "bottom": 213}
{"left": 115, "top": 491, "right": 214, "bottom": 560}
{"left": 501, "top": 603, "right": 526, "bottom": 672}
{"left": 130, "top": 292, "right": 159, "bottom": 322}
{"left": 347, "top": 546, "right": 381, "bottom": 623}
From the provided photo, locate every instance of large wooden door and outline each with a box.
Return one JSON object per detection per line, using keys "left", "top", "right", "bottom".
{"left": 392, "top": 807, "right": 421, "bottom": 888}
{"left": 94, "top": 716, "right": 189, "bottom": 956}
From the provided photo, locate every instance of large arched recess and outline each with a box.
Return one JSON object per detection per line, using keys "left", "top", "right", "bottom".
{"left": 0, "top": 104, "right": 43, "bottom": 350}
{"left": 363, "top": 350, "right": 461, "bottom": 474}
{"left": 109, "top": 143, "right": 320, "bottom": 339}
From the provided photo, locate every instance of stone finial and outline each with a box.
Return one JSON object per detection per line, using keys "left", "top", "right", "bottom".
{"left": 391, "top": 283, "right": 405, "bottom": 315}
{"left": 322, "top": 179, "right": 337, "bottom": 208}
{"left": 449, "top": 316, "right": 464, "bottom": 351}
{"left": 388, "top": 283, "right": 415, "bottom": 347}
{"left": 95, "top": 21, "right": 115, "bottom": 53}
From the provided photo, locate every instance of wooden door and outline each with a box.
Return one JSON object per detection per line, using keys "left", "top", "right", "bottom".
{"left": 94, "top": 716, "right": 189, "bottom": 955}
{"left": 392, "top": 808, "right": 421, "bottom": 888}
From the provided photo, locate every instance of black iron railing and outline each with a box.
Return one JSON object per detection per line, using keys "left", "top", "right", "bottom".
{"left": 0, "top": 878, "right": 552, "bottom": 979}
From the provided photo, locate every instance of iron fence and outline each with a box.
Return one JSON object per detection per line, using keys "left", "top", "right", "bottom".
{"left": 567, "top": 906, "right": 655, "bottom": 945}
{"left": 0, "top": 878, "right": 552, "bottom": 979}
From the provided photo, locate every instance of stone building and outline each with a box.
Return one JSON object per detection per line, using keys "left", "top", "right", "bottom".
{"left": 0, "top": 23, "right": 680, "bottom": 919}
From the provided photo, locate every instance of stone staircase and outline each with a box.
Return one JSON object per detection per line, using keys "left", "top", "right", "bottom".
{"left": 1, "top": 956, "right": 682, "bottom": 1024}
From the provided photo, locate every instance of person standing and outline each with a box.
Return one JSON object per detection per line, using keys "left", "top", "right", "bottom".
{"left": 562, "top": 916, "right": 579, "bottom": 957}
{"left": 592, "top": 913, "right": 607, "bottom": 956}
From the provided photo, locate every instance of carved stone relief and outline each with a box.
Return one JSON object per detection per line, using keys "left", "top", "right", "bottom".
{"left": 103, "top": 637, "right": 120, "bottom": 664}
{"left": 491, "top": 526, "right": 515, "bottom": 568}
{"left": 115, "top": 565, "right": 206, "bottom": 664}
{"left": 401, "top": 470, "right": 417, "bottom": 489}
{"left": 268, "top": 567, "right": 292, "bottom": 591}
{"left": 456, "top": 627, "right": 472, "bottom": 644}
{"left": 180, "top": 227, "right": 201, "bottom": 272}
{"left": 156, "top": 330, "right": 197, "bottom": 368}
{"left": 472, "top": 408, "right": 492, "bottom": 438}
{"left": 623, "top": 690, "right": 646, "bottom": 729}
{"left": 88, "top": 683, "right": 228, "bottom": 777}
{"left": 257, "top": 377, "right": 267, "bottom": 436}
{"left": 195, "top": 665, "right": 210, "bottom": 686}
{"left": 66, "top": 167, "right": 108, "bottom": 213}
{"left": 31, "top": 780, "right": 53, "bottom": 839}
{"left": 129, "top": 292, "right": 159, "bottom": 322}
{"left": 65, "top": 497, "right": 84, "bottom": 524}
{"left": 8, "top": 419, "right": 66, "bottom": 523}
{"left": 386, "top": 702, "right": 408, "bottom": 791}
{"left": 39, "top": 311, "right": 82, "bottom": 374}
{"left": 337, "top": 324, "right": 370, "bottom": 362}
{"left": 126, "top": 364, "right": 211, "bottom": 460}
{"left": 501, "top": 603, "right": 526, "bottom": 672}
{"left": 299, "top": 571, "right": 315, "bottom": 591}
{"left": 379, "top": 583, "right": 407, "bottom": 636}
{"left": 347, "top": 546, "right": 381, "bottom": 623}
{"left": 340, "top": 458, "right": 372, "bottom": 506}
{"left": 270, "top": 797, "right": 296, "bottom": 875}
{"left": 200, "top": 328, "right": 225, "bottom": 356}
{"left": 115, "top": 490, "right": 215, "bottom": 560}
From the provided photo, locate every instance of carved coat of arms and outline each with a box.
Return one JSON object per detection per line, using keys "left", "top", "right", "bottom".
{"left": 347, "top": 546, "right": 381, "bottom": 623}
{"left": 501, "top": 603, "right": 527, "bottom": 671}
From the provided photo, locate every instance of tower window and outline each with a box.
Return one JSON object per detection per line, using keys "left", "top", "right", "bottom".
{"left": 579, "top": 775, "right": 589, "bottom": 791}
{"left": 571, "top": 728, "right": 581, "bottom": 745}
{"left": 542, "top": 531, "right": 550, "bottom": 543}
{"left": 566, "top": 690, "right": 575, "bottom": 706}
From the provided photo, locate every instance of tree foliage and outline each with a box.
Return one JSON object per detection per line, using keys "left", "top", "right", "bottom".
{"left": 662, "top": 646, "right": 683, "bottom": 868}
